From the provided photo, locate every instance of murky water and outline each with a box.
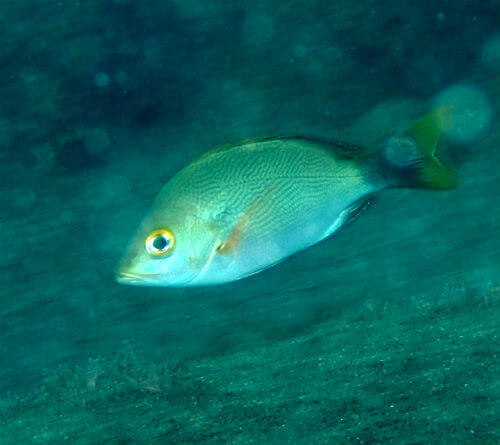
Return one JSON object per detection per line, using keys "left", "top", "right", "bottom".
{"left": 1, "top": 1, "right": 499, "bottom": 443}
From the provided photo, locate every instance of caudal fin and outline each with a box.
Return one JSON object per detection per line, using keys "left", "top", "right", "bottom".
{"left": 382, "top": 108, "right": 458, "bottom": 190}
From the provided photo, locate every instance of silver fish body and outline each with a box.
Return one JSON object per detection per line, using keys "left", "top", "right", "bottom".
{"left": 173, "top": 137, "right": 380, "bottom": 285}
{"left": 116, "top": 112, "right": 456, "bottom": 287}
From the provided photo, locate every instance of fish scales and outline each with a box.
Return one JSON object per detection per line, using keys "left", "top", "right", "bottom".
{"left": 116, "top": 113, "right": 457, "bottom": 286}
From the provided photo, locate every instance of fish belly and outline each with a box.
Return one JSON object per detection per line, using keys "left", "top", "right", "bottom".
{"left": 192, "top": 180, "right": 376, "bottom": 285}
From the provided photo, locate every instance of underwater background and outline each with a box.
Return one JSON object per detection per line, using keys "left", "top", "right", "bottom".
{"left": 1, "top": 0, "right": 499, "bottom": 443}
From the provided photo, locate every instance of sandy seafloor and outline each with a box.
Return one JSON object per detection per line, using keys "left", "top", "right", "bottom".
{"left": 1, "top": 1, "right": 499, "bottom": 443}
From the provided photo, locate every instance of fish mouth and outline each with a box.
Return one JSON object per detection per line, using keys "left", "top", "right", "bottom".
{"left": 115, "top": 271, "right": 162, "bottom": 286}
{"left": 115, "top": 269, "right": 199, "bottom": 287}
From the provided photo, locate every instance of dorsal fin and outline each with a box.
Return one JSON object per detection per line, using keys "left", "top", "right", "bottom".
{"left": 314, "top": 138, "right": 367, "bottom": 159}
{"left": 197, "top": 135, "right": 368, "bottom": 161}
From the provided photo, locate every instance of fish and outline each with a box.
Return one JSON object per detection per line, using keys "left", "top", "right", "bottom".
{"left": 115, "top": 108, "right": 457, "bottom": 287}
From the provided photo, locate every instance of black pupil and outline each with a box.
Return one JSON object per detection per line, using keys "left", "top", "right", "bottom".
{"left": 152, "top": 235, "right": 169, "bottom": 250}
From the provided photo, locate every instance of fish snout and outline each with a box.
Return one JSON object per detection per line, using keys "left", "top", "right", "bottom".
{"left": 115, "top": 270, "right": 158, "bottom": 286}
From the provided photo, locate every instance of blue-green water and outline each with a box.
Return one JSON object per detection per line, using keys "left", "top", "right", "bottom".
{"left": 1, "top": 1, "right": 499, "bottom": 443}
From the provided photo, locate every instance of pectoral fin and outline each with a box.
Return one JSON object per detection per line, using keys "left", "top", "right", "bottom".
{"left": 216, "top": 184, "right": 280, "bottom": 255}
{"left": 216, "top": 213, "right": 249, "bottom": 255}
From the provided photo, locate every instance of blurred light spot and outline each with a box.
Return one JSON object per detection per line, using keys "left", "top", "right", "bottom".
{"left": 94, "top": 72, "right": 110, "bottom": 88}
{"left": 433, "top": 83, "right": 492, "bottom": 144}
{"left": 384, "top": 135, "right": 419, "bottom": 169}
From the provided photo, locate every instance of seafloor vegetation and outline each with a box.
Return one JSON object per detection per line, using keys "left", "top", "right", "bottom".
{"left": 1, "top": 0, "right": 499, "bottom": 443}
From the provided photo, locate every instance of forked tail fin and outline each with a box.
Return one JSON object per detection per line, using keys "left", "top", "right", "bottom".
{"left": 382, "top": 107, "right": 458, "bottom": 190}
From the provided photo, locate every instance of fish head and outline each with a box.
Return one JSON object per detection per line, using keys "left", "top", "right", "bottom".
{"left": 115, "top": 203, "right": 219, "bottom": 287}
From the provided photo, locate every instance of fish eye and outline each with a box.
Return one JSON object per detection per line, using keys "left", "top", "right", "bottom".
{"left": 145, "top": 229, "right": 175, "bottom": 257}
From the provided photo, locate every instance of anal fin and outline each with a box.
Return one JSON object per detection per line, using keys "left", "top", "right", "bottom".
{"left": 322, "top": 197, "right": 373, "bottom": 240}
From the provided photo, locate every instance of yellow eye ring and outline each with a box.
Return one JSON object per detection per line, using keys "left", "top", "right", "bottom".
{"left": 145, "top": 229, "right": 175, "bottom": 257}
